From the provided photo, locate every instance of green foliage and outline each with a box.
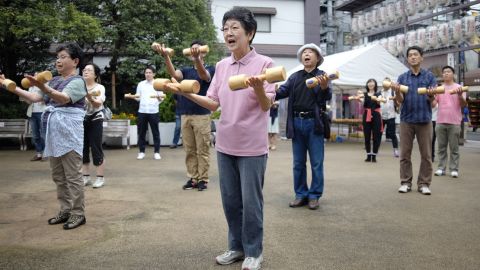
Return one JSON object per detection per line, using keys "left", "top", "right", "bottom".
{"left": 159, "top": 93, "right": 176, "bottom": 122}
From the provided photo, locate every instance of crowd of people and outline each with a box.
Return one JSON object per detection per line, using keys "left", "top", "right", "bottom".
{"left": 0, "top": 6, "right": 471, "bottom": 270}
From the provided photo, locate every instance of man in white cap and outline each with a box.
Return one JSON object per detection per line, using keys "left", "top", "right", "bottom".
{"left": 275, "top": 43, "right": 332, "bottom": 210}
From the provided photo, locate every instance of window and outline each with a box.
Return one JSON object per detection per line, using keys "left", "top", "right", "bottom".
{"left": 255, "top": 14, "right": 271, "bottom": 33}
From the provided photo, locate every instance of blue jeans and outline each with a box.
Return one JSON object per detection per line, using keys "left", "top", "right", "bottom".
{"left": 217, "top": 151, "right": 267, "bottom": 258}
{"left": 30, "top": 112, "right": 45, "bottom": 153}
{"left": 172, "top": 114, "right": 181, "bottom": 145}
{"left": 137, "top": 113, "right": 160, "bottom": 153}
{"left": 292, "top": 117, "right": 325, "bottom": 200}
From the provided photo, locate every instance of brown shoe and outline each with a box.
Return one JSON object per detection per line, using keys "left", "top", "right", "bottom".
{"left": 30, "top": 155, "right": 42, "bottom": 161}
{"left": 289, "top": 198, "right": 307, "bottom": 208}
{"left": 308, "top": 199, "right": 320, "bottom": 210}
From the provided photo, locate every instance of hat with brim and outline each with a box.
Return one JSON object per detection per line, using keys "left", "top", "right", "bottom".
{"left": 297, "top": 43, "right": 324, "bottom": 66}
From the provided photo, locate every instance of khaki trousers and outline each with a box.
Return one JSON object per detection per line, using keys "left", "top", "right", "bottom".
{"left": 50, "top": 150, "right": 85, "bottom": 215}
{"left": 435, "top": 124, "right": 461, "bottom": 172}
{"left": 181, "top": 115, "right": 211, "bottom": 182}
{"left": 399, "top": 122, "right": 433, "bottom": 188}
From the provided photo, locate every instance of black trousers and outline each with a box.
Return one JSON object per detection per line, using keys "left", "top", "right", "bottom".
{"left": 137, "top": 112, "right": 160, "bottom": 153}
{"left": 363, "top": 111, "right": 382, "bottom": 154}
{"left": 83, "top": 113, "right": 104, "bottom": 166}
{"left": 382, "top": 118, "right": 398, "bottom": 149}
{"left": 432, "top": 121, "right": 436, "bottom": 160}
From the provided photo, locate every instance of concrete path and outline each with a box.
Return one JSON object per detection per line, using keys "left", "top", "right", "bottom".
{"left": 1, "top": 140, "right": 479, "bottom": 269}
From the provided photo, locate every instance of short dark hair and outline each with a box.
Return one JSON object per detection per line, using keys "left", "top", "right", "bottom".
{"left": 56, "top": 43, "right": 84, "bottom": 69}
{"left": 406, "top": 46, "right": 423, "bottom": 57}
{"left": 190, "top": 40, "right": 205, "bottom": 47}
{"left": 222, "top": 7, "right": 257, "bottom": 45}
{"left": 145, "top": 65, "right": 156, "bottom": 73}
{"left": 365, "top": 78, "right": 378, "bottom": 93}
{"left": 85, "top": 62, "right": 101, "bottom": 83}
{"left": 442, "top": 65, "right": 455, "bottom": 73}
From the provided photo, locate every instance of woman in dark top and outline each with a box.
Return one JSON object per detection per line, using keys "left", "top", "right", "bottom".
{"left": 361, "top": 78, "right": 383, "bottom": 162}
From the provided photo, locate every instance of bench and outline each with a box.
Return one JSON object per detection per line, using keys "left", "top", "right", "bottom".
{"left": 0, "top": 119, "right": 28, "bottom": 150}
{"left": 102, "top": 119, "right": 131, "bottom": 149}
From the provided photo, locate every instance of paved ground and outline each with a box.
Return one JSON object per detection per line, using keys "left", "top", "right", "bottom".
{"left": 1, "top": 139, "right": 479, "bottom": 270}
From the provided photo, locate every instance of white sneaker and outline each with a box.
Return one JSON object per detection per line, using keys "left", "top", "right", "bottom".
{"left": 92, "top": 177, "right": 105, "bottom": 188}
{"left": 215, "top": 250, "right": 245, "bottom": 265}
{"left": 242, "top": 254, "right": 263, "bottom": 270}
{"left": 137, "top": 152, "right": 145, "bottom": 160}
{"left": 398, "top": 185, "right": 411, "bottom": 193}
{"left": 83, "top": 175, "right": 92, "bottom": 186}
{"left": 154, "top": 153, "right": 161, "bottom": 160}
{"left": 419, "top": 186, "right": 431, "bottom": 195}
{"left": 434, "top": 169, "right": 445, "bottom": 176}
{"left": 451, "top": 171, "right": 459, "bottom": 178}
{"left": 393, "top": 149, "right": 399, "bottom": 158}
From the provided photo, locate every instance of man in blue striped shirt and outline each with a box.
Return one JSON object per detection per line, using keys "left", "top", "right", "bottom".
{"left": 392, "top": 46, "right": 437, "bottom": 195}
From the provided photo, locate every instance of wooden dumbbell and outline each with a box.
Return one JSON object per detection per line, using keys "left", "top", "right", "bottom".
{"left": 348, "top": 95, "right": 362, "bottom": 101}
{"left": 0, "top": 77, "right": 16, "bottom": 92}
{"left": 383, "top": 80, "right": 408, "bottom": 93}
{"left": 21, "top": 71, "right": 53, "bottom": 89}
{"left": 388, "top": 96, "right": 395, "bottom": 100}
{"left": 371, "top": 96, "right": 386, "bottom": 103}
{"left": 228, "top": 66, "right": 286, "bottom": 91}
{"left": 153, "top": 78, "right": 200, "bottom": 93}
{"left": 305, "top": 71, "right": 339, "bottom": 89}
{"left": 151, "top": 42, "right": 174, "bottom": 57}
{"left": 150, "top": 93, "right": 166, "bottom": 99}
{"left": 183, "top": 45, "right": 209, "bottom": 56}
{"left": 418, "top": 86, "right": 445, "bottom": 95}
{"left": 88, "top": 90, "right": 101, "bottom": 97}
{"left": 449, "top": 86, "right": 469, "bottom": 94}
{"left": 124, "top": 93, "right": 140, "bottom": 99}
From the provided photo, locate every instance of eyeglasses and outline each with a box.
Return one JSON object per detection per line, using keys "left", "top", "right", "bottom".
{"left": 83, "top": 68, "right": 94, "bottom": 72}
{"left": 221, "top": 26, "right": 241, "bottom": 33}
{"left": 56, "top": 55, "right": 71, "bottom": 60}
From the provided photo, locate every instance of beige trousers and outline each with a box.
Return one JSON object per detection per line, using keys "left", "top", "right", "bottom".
{"left": 181, "top": 115, "right": 211, "bottom": 182}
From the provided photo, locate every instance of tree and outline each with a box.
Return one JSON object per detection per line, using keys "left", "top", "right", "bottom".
{"left": 75, "top": 0, "right": 223, "bottom": 118}
{"left": 0, "top": 0, "right": 102, "bottom": 118}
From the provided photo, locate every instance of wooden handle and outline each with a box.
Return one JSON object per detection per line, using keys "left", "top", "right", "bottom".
{"left": 153, "top": 78, "right": 172, "bottom": 91}
{"left": 21, "top": 71, "right": 53, "bottom": 89}
{"left": 124, "top": 93, "right": 140, "bottom": 99}
{"left": 348, "top": 96, "right": 361, "bottom": 100}
{"left": 228, "top": 74, "right": 249, "bottom": 90}
{"left": 383, "top": 80, "right": 409, "bottom": 93}
{"left": 264, "top": 66, "right": 286, "bottom": 83}
{"left": 228, "top": 66, "right": 286, "bottom": 91}
{"left": 371, "top": 96, "right": 386, "bottom": 103}
{"left": 150, "top": 94, "right": 165, "bottom": 99}
{"left": 449, "top": 86, "right": 469, "bottom": 94}
{"left": 151, "top": 42, "right": 174, "bottom": 57}
{"left": 418, "top": 86, "right": 445, "bottom": 95}
{"left": 183, "top": 45, "right": 209, "bottom": 56}
{"left": 305, "top": 70, "right": 339, "bottom": 89}
{"left": 0, "top": 78, "right": 16, "bottom": 92}
{"left": 177, "top": 80, "right": 200, "bottom": 93}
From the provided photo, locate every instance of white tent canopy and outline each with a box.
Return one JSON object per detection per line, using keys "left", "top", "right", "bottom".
{"left": 286, "top": 44, "right": 408, "bottom": 92}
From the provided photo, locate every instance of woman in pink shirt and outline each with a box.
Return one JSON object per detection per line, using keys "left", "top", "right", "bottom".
{"left": 165, "top": 7, "right": 275, "bottom": 270}
{"left": 433, "top": 66, "right": 468, "bottom": 178}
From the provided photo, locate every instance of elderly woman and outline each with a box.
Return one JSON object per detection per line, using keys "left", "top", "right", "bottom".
{"left": 5, "top": 43, "right": 87, "bottom": 230}
{"left": 82, "top": 63, "right": 107, "bottom": 188}
{"left": 166, "top": 7, "right": 274, "bottom": 270}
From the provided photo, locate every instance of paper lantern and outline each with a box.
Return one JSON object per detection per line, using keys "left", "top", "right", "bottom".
{"left": 438, "top": 23, "right": 449, "bottom": 46}
{"left": 358, "top": 14, "right": 365, "bottom": 33}
{"left": 387, "top": 3, "right": 396, "bottom": 23}
{"left": 371, "top": 8, "right": 378, "bottom": 29}
{"left": 449, "top": 19, "right": 462, "bottom": 44}
{"left": 416, "top": 0, "right": 426, "bottom": 13}
{"left": 379, "top": 6, "right": 387, "bottom": 25}
{"left": 406, "top": 0, "right": 416, "bottom": 16}
{"left": 395, "top": 1, "right": 405, "bottom": 19}
{"left": 388, "top": 36, "right": 398, "bottom": 56}
{"left": 396, "top": 34, "right": 405, "bottom": 55}
{"left": 351, "top": 16, "right": 358, "bottom": 34}
{"left": 365, "top": 11, "right": 373, "bottom": 30}
{"left": 380, "top": 38, "right": 389, "bottom": 50}
{"left": 406, "top": 30, "right": 417, "bottom": 48}
{"left": 426, "top": 25, "right": 438, "bottom": 49}
{"left": 416, "top": 28, "right": 426, "bottom": 49}
{"left": 462, "top": 16, "right": 475, "bottom": 39}
{"left": 426, "top": 0, "right": 437, "bottom": 9}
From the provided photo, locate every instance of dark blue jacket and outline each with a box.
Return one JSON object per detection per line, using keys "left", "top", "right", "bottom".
{"left": 276, "top": 68, "right": 332, "bottom": 139}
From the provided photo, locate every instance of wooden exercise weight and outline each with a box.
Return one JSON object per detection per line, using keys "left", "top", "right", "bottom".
{"left": 305, "top": 71, "right": 339, "bottom": 89}
{"left": 88, "top": 90, "right": 101, "bottom": 97}
{"left": 151, "top": 42, "right": 174, "bottom": 57}
{"left": 371, "top": 96, "right": 386, "bottom": 103}
{"left": 182, "top": 45, "right": 209, "bottom": 56}
{"left": 124, "top": 93, "right": 140, "bottom": 99}
{"left": 228, "top": 66, "right": 286, "bottom": 91}
{"left": 418, "top": 86, "right": 445, "bottom": 95}
{"left": 0, "top": 77, "right": 16, "bottom": 92}
{"left": 449, "top": 86, "right": 469, "bottom": 94}
{"left": 382, "top": 80, "right": 408, "bottom": 93}
{"left": 153, "top": 78, "right": 200, "bottom": 94}
{"left": 21, "top": 71, "right": 53, "bottom": 89}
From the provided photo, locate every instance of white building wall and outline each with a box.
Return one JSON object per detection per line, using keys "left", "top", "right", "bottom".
{"left": 211, "top": 0, "right": 305, "bottom": 45}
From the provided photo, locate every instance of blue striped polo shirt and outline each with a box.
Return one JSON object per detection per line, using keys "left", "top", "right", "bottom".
{"left": 398, "top": 68, "right": 437, "bottom": 123}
